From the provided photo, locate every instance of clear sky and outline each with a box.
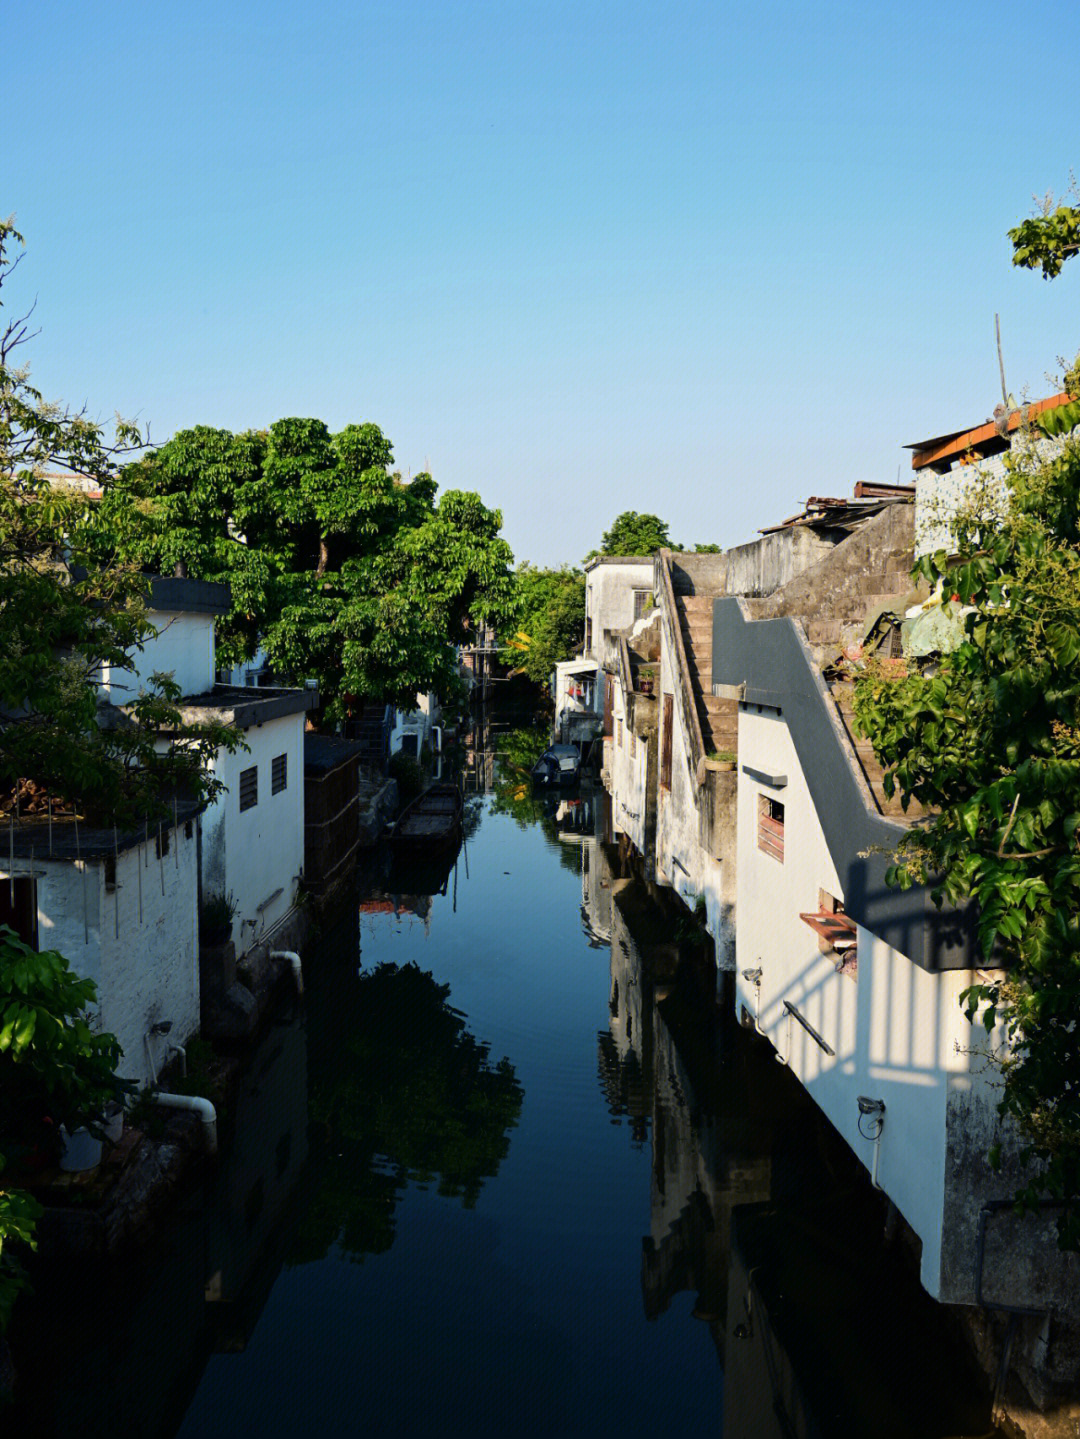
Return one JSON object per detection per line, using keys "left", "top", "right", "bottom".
{"left": 7, "top": 1, "right": 1080, "bottom": 566}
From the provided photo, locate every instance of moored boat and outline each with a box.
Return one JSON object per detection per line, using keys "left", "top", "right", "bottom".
{"left": 389, "top": 781, "right": 463, "bottom": 854}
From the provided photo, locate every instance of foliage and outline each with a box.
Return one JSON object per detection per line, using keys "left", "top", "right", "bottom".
{"left": 1009, "top": 180, "right": 1080, "bottom": 280}
{"left": 96, "top": 420, "right": 515, "bottom": 719}
{"left": 590, "top": 511, "right": 681, "bottom": 559}
{"left": 853, "top": 427, "right": 1080, "bottom": 1246}
{"left": 387, "top": 750, "right": 424, "bottom": 801}
{"left": 291, "top": 961, "right": 523, "bottom": 1264}
{"left": 488, "top": 726, "right": 549, "bottom": 827}
{"left": 0, "top": 927, "right": 132, "bottom": 1331}
{"left": 500, "top": 564, "right": 585, "bottom": 686}
{"left": 0, "top": 219, "right": 240, "bottom": 824}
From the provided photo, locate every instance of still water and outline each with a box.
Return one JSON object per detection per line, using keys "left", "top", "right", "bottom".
{"left": 12, "top": 781, "right": 997, "bottom": 1438}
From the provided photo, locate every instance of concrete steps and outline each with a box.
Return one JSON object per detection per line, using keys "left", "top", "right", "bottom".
{"left": 829, "top": 682, "right": 933, "bottom": 822}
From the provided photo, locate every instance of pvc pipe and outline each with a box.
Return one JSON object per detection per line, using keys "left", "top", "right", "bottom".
{"left": 271, "top": 949, "right": 303, "bottom": 997}
{"left": 144, "top": 1034, "right": 159, "bottom": 1087}
{"left": 169, "top": 1043, "right": 187, "bottom": 1079}
{"left": 871, "top": 1130, "right": 883, "bottom": 1189}
{"left": 151, "top": 1092, "right": 218, "bottom": 1153}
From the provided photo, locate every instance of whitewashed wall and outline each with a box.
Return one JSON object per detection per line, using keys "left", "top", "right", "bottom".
{"left": 201, "top": 713, "right": 306, "bottom": 951}
{"left": 35, "top": 824, "right": 200, "bottom": 1088}
{"left": 607, "top": 678, "right": 648, "bottom": 856}
{"left": 732, "top": 705, "right": 987, "bottom": 1298}
{"left": 98, "top": 611, "right": 216, "bottom": 703}
{"left": 584, "top": 559, "right": 656, "bottom": 667}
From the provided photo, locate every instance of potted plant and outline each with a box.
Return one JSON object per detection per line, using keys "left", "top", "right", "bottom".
{"left": 200, "top": 892, "right": 236, "bottom": 946}
{"left": 638, "top": 667, "right": 655, "bottom": 695}
{"left": 708, "top": 749, "right": 737, "bottom": 771}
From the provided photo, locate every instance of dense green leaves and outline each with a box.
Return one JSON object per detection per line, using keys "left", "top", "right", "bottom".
{"left": 591, "top": 511, "right": 680, "bottom": 559}
{"left": 855, "top": 424, "right": 1080, "bottom": 1245}
{"left": 98, "top": 420, "right": 515, "bottom": 717}
{"left": 500, "top": 564, "right": 585, "bottom": 687}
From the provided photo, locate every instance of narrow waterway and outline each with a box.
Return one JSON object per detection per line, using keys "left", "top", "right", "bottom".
{"left": 11, "top": 757, "right": 998, "bottom": 1437}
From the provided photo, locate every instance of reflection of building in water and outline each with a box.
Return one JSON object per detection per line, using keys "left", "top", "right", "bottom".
{"left": 600, "top": 875, "right": 773, "bottom": 1358}
{"left": 462, "top": 703, "right": 498, "bottom": 795}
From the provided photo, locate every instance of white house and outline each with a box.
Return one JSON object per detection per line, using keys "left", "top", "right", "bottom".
{"left": 98, "top": 576, "right": 317, "bottom": 954}
{"left": 1, "top": 804, "right": 203, "bottom": 1088}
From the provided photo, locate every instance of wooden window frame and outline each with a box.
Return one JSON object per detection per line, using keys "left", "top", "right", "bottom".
{"left": 757, "top": 794, "right": 784, "bottom": 862}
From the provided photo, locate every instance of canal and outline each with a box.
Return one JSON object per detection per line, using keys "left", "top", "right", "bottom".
{"left": 10, "top": 753, "right": 999, "bottom": 1437}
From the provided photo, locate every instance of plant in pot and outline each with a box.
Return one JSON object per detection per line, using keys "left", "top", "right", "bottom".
{"left": 708, "top": 749, "right": 737, "bottom": 771}
{"left": 200, "top": 892, "right": 236, "bottom": 946}
{"left": 638, "top": 667, "right": 655, "bottom": 695}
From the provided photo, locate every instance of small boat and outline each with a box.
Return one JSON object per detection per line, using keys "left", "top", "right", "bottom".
{"left": 531, "top": 744, "right": 581, "bottom": 787}
{"left": 389, "top": 782, "right": 463, "bottom": 855}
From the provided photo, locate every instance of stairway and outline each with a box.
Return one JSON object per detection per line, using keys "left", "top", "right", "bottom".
{"left": 828, "top": 681, "right": 932, "bottom": 823}
{"left": 670, "top": 578, "right": 738, "bottom": 757}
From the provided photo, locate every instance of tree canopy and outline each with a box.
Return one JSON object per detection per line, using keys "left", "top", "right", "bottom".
{"left": 96, "top": 420, "right": 515, "bottom": 717}
{"left": 593, "top": 511, "right": 678, "bottom": 558}
{"left": 500, "top": 565, "right": 585, "bottom": 687}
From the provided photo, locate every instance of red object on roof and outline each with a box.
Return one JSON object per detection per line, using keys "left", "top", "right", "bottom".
{"left": 906, "top": 393, "right": 1073, "bottom": 471}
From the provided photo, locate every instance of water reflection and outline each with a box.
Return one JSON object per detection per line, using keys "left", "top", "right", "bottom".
{"left": 294, "top": 958, "right": 524, "bottom": 1265}
{"left": 8, "top": 730, "right": 1000, "bottom": 1438}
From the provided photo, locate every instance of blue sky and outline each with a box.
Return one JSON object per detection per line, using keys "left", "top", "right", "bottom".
{"left": 7, "top": 1, "right": 1080, "bottom": 565}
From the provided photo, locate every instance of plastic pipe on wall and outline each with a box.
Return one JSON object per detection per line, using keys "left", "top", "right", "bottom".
{"left": 152, "top": 1092, "right": 218, "bottom": 1153}
{"left": 271, "top": 950, "right": 303, "bottom": 997}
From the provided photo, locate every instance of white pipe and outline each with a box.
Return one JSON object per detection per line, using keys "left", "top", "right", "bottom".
{"left": 144, "top": 1034, "right": 159, "bottom": 1086}
{"left": 871, "top": 1133, "right": 883, "bottom": 1189}
{"left": 151, "top": 1092, "right": 218, "bottom": 1153}
{"left": 271, "top": 949, "right": 303, "bottom": 997}
{"left": 169, "top": 1043, "right": 187, "bottom": 1078}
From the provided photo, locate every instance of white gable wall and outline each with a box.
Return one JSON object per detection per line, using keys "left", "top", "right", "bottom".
{"left": 200, "top": 712, "right": 306, "bottom": 950}
{"left": 33, "top": 824, "right": 200, "bottom": 1089}
{"left": 98, "top": 610, "right": 216, "bottom": 703}
{"left": 733, "top": 704, "right": 983, "bottom": 1299}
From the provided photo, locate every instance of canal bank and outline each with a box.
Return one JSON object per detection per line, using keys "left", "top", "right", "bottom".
{"left": 8, "top": 773, "right": 1004, "bottom": 1438}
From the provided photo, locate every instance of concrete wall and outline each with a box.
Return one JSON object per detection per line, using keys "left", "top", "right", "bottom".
{"left": 731, "top": 705, "right": 997, "bottom": 1301}
{"left": 607, "top": 677, "right": 649, "bottom": 857}
{"left": 98, "top": 610, "right": 216, "bottom": 703}
{"left": 390, "top": 692, "right": 441, "bottom": 757}
{"left": 35, "top": 825, "right": 200, "bottom": 1088}
{"left": 654, "top": 641, "right": 733, "bottom": 971}
{"left": 201, "top": 713, "right": 306, "bottom": 951}
{"left": 723, "top": 525, "right": 836, "bottom": 597}
{"left": 584, "top": 558, "right": 656, "bottom": 668}
{"left": 913, "top": 431, "right": 1063, "bottom": 558}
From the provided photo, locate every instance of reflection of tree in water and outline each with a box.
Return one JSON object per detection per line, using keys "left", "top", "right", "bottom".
{"left": 489, "top": 726, "right": 548, "bottom": 828}
{"left": 290, "top": 962, "right": 523, "bottom": 1266}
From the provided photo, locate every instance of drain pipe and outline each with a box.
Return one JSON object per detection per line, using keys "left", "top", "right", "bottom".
{"left": 271, "top": 950, "right": 304, "bottom": 997}
{"left": 152, "top": 1093, "right": 218, "bottom": 1153}
{"left": 857, "top": 1097, "right": 886, "bottom": 1188}
{"left": 169, "top": 1043, "right": 187, "bottom": 1079}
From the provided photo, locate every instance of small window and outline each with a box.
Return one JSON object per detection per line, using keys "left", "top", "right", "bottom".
{"left": 239, "top": 765, "right": 258, "bottom": 812}
{"left": 616, "top": 719, "right": 623, "bottom": 749}
{"left": 271, "top": 753, "right": 287, "bottom": 794}
{"left": 633, "top": 588, "right": 654, "bottom": 620}
{"left": 757, "top": 794, "right": 784, "bottom": 862}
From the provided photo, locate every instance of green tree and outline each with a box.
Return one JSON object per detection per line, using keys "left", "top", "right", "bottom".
{"left": 0, "top": 220, "right": 237, "bottom": 1330}
{"left": 592, "top": 511, "right": 681, "bottom": 559}
{"left": 98, "top": 422, "right": 515, "bottom": 718}
{"left": 854, "top": 418, "right": 1080, "bottom": 1247}
{"left": 291, "top": 961, "right": 523, "bottom": 1264}
{"left": 500, "top": 565, "right": 585, "bottom": 687}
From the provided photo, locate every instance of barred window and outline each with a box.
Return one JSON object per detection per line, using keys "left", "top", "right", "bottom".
{"left": 271, "top": 753, "right": 287, "bottom": 794}
{"left": 239, "top": 765, "right": 258, "bottom": 812}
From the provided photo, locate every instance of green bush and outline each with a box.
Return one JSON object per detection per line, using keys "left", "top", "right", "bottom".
{"left": 388, "top": 750, "right": 424, "bottom": 800}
